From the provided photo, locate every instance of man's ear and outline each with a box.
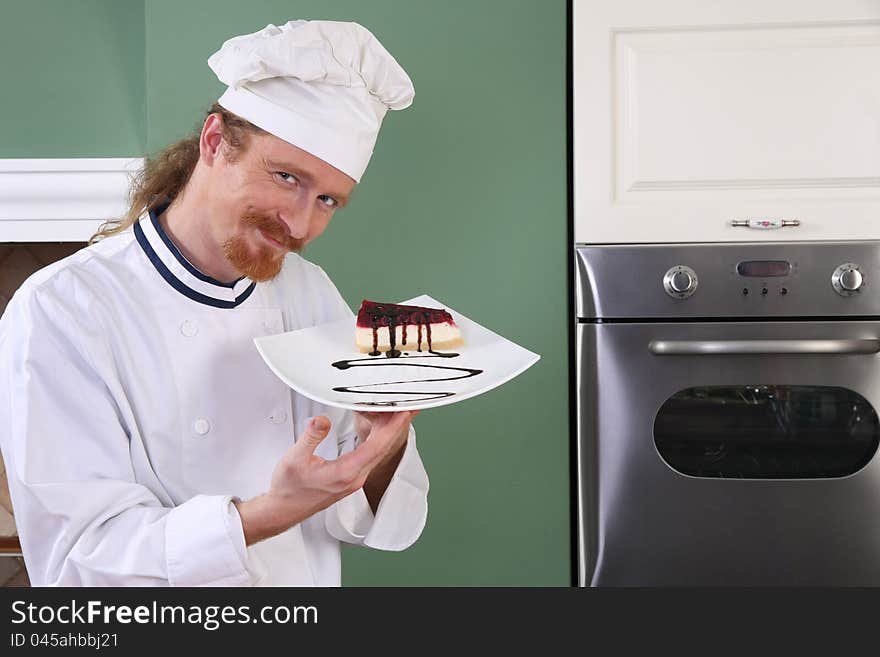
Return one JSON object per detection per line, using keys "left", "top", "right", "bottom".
{"left": 199, "top": 113, "right": 225, "bottom": 165}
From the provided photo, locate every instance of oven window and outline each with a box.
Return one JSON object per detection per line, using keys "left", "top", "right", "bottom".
{"left": 654, "top": 386, "right": 879, "bottom": 479}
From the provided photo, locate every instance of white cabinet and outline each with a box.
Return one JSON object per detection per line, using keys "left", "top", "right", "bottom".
{"left": 573, "top": 0, "right": 880, "bottom": 243}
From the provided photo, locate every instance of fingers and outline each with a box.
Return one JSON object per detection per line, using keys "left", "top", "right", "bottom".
{"left": 298, "top": 416, "right": 331, "bottom": 454}
{"left": 325, "top": 410, "right": 421, "bottom": 495}
{"left": 344, "top": 411, "right": 415, "bottom": 467}
{"left": 353, "top": 409, "right": 419, "bottom": 444}
{"left": 354, "top": 409, "right": 420, "bottom": 423}
{"left": 363, "top": 410, "right": 418, "bottom": 438}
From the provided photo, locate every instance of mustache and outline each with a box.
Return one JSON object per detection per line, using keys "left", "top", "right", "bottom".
{"left": 242, "top": 213, "right": 305, "bottom": 252}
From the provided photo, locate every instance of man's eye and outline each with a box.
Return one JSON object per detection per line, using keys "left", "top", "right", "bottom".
{"left": 276, "top": 172, "right": 298, "bottom": 184}
{"left": 318, "top": 195, "right": 338, "bottom": 208}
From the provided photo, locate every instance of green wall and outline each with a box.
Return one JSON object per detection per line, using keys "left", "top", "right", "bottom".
{"left": 0, "top": 0, "right": 146, "bottom": 157}
{"left": 1, "top": 0, "right": 570, "bottom": 586}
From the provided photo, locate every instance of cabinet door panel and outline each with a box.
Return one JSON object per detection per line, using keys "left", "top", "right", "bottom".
{"left": 574, "top": 0, "right": 880, "bottom": 243}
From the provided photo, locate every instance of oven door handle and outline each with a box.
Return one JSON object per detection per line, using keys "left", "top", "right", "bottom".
{"left": 648, "top": 339, "right": 880, "bottom": 355}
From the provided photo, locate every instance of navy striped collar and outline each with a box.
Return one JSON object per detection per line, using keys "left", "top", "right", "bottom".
{"left": 134, "top": 206, "right": 257, "bottom": 309}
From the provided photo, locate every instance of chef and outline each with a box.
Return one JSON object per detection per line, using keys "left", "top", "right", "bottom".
{"left": 0, "top": 20, "right": 429, "bottom": 586}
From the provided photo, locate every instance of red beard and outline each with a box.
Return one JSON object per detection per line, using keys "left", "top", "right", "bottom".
{"left": 222, "top": 213, "right": 305, "bottom": 282}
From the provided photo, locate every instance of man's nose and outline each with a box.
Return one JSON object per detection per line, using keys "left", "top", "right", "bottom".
{"left": 280, "top": 200, "right": 313, "bottom": 240}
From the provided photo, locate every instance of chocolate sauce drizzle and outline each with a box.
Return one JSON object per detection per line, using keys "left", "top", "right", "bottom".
{"left": 331, "top": 354, "right": 483, "bottom": 407}
{"left": 367, "top": 306, "right": 445, "bottom": 358}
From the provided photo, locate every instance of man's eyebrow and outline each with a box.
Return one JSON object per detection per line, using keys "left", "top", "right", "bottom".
{"left": 265, "top": 159, "right": 351, "bottom": 207}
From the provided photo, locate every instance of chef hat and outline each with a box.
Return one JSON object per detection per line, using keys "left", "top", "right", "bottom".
{"left": 207, "top": 20, "right": 414, "bottom": 182}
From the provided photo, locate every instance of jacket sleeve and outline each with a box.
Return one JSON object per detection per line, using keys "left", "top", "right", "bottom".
{"left": 325, "top": 423, "right": 430, "bottom": 551}
{"left": 0, "top": 284, "right": 251, "bottom": 586}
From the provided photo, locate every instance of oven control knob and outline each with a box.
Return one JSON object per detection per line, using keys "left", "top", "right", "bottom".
{"left": 832, "top": 263, "right": 864, "bottom": 296}
{"left": 663, "top": 265, "right": 698, "bottom": 299}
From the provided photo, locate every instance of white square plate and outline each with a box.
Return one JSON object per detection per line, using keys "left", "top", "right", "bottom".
{"left": 254, "top": 294, "right": 540, "bottom": 412}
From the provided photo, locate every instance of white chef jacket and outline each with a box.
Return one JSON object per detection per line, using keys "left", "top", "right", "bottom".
{"left": 0, "top": 207, "right": 429, "bottom": 586}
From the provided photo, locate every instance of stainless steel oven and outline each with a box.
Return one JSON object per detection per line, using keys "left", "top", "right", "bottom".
{"left": 575, "top": 242, "right": 880, "bottom": 585}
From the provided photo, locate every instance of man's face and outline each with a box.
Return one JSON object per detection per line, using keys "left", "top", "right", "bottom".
{"left": 209, "top": 130, "right": 356, "bottom": 282}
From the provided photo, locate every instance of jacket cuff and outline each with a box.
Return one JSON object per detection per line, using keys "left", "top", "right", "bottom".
{"left": 326, "top": 427, "right": 429, "bottom": 551}
{"left": 165, "top": 494, "right": 252, "bottom": 586}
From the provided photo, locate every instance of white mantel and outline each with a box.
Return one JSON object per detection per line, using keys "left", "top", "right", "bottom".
{"left": 0, "top": 158, "right": 143, "bottom": 242}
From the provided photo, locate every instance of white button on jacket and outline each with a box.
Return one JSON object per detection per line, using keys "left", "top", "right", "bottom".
{"left": 193, "top": 418, "right": 212, "bottom": 435}
{"left": 0, "top": 208, "right": 429, "bottom": 586}
{"left": 180, "top": 320, "right": 199, "bottom": 337}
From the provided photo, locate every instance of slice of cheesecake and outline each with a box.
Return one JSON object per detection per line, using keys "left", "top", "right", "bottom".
{"left": 356, "top": 299, "right": 463, "bottom": 356}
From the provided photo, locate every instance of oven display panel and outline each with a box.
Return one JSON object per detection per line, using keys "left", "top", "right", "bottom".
{"left": 736, "top": 260, "right": 792, "bottom": 277}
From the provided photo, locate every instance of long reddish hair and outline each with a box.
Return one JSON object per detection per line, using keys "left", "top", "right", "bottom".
{"left": 89, "top": 103, "right": 265, "bottom": 244}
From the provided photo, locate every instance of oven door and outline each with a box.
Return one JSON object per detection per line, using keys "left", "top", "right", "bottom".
{"left": 577, "top": 320, "right": 880, "bottom": 586}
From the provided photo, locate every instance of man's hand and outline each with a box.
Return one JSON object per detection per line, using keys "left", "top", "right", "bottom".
{"left": 354, "top": 410, "right": 420, "bottom": 512}
{"left": 234, "top": 410, "right": 418, "bottom": 546}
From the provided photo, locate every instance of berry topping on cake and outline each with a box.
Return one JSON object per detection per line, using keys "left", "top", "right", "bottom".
{"left": 356, "top": 299, "right": 463, "bottom": 357}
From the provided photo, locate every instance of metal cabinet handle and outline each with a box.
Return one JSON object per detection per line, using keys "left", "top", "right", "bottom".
{"left": 731, "top": 218, "right": 800, "bottom": 229}
{"left": 649, "top": 339, "right": 880, "bottom": 355}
